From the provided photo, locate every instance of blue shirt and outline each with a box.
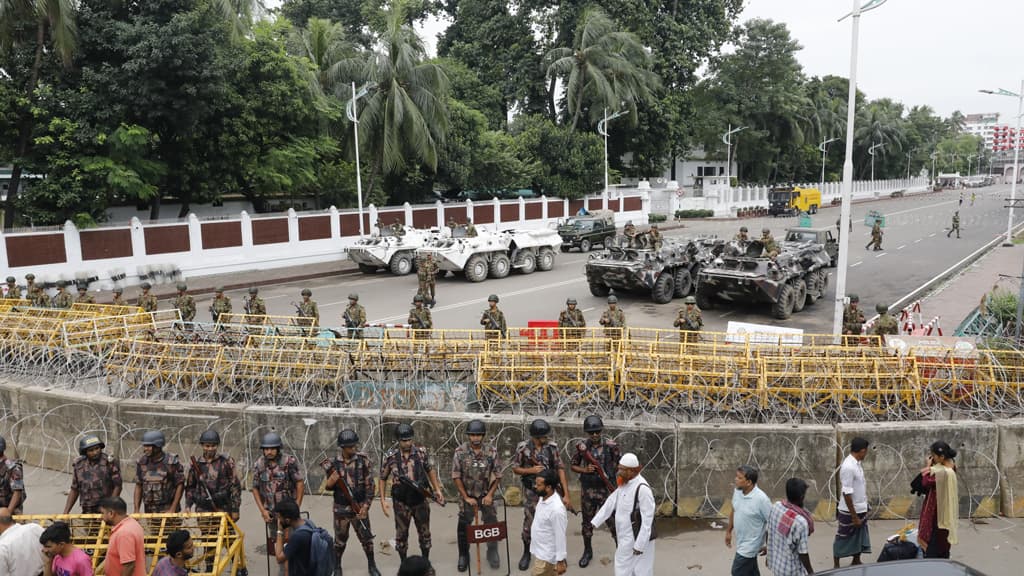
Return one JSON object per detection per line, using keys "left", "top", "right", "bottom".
{"left": 731, "top": 485, "right": 772, "bottom": 558}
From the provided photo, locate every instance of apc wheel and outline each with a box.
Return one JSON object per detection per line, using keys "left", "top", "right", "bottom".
{"left": 652, "top": 273, "right": 675, "bottom": 304}
{"left": 560, "top": 245, "right": 570, "bottom": 253}
{"left": 465, "top": 255, "right": 488, "bottom": 282}
{"left": 791, "top": 279, "right": 807, "bottom": 313}
{"left": 580, "top": 239, "right": 592, "bottom": 253}
{"left": 589, "top": 283, "right": 610, "bottom": 297}
{"left": 517, "top": 251, "right": 537, "bottom": 274}
{"left": 489, "top": 253, "right": 511, "bottom": 278}
{"left": 537, "top": 248, "right": 555, "bottom": 271}
{"left": 695, "top": 287, "right": 714, "bottom": 310}
{"left": 673, "top": 268, "right": 693, "bottom": 297}
{"left": 390, "top": 252, "right": 413, "bottom": 275}
{"left": 357, "top": 264, "right": 377, "bottom": 274}
{"left": 772, "top": 284, "right": 796, "bottom": 319}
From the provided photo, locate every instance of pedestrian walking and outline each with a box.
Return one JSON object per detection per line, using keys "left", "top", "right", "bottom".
{"left": 947, "top": 211, "right": 960, "bottom": 238}
{"left": 512, "top": 419, "right": 571, "bottom": 571}
{"left": 186, "top": 430, "right": 242, "bottom": 520}
{"left": 767, "top": 479, "right": 815, "bottom": 576}
{"left": 726, "top": 465, "right": 772, "bottom": 576}
{"left": 590, "top": 453, "right": 656, "bottom": 576}
{"left": 834, "top": 437, "right": 871, "bottom": 568}
{"left": 151, "top": 530, "right": 194, "bottom": 576}
{"left": 39, "top": 521, "right": 93, "bottom": 576}
{"left": 100, "top": 497, "right": 146, "bottom": 576}
{"left": 917, "top": 441, "right": 959, "bottom": 559}
{"left": 0, "top": 507, "right": 44, "bottom": 576}
{"left": 64, "top": 435, "right": 122, "bottom": 514}
{"left": 452, "top": 419, "right": 502, "bottom": 572}
{"left": 134, "top": 430, "right": 184, "bottom": 513}
{"left": 569, "top": 415, "right": 619, "bottom": 568}
{"left": 379, "top": 424, "right": 445, "bottom": 563}
{"left": 326, "top": 429, "right": 380, "bottom": 576}
{"left": 251, "top": 432, "right": 305, "bottom": 562}
{"left": 529, "top": 470, "right": 568, "bottom": 575}
{"left": 0, "top": 435, "right": 26, "bottom": 513}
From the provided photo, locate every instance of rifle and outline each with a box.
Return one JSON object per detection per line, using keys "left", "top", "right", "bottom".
{"left": 189, "top": 456, "right": 223, "bottom": 512}
{"left": 576, "top": 443, "right": 615, "bottom": 493}
{"left": 527, "top": 450, "right": 578, "bottom": 515}
{"left": 319, "top": 459, "right": 375, "bottom": 540}
{"left": 243, "top": 297, "right": 253, "bottom": 316}
{"left": 397, "top": 472, "right": 445, "bottom": 506}
{"left": 483, "top": 310, "right": 506, "bottom": 337}
{"left": 292, "top": 301, "right": 305, "bottom": 317}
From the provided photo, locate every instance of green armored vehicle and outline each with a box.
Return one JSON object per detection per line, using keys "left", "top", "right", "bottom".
{"left": 557, "top": 210, "right": 617, "bottom": 253}
{"left": 584, "top": 238, "right": 717, "bottom": 304}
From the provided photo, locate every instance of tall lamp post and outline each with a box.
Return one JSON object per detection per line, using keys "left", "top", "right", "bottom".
{"left": 346, "top": 82, "right": 376, "bottom": 236}
{"left": 722, "top": 124, "right": 748, "bottom": 186}
{"left": 597, "top": 108, "right": 627, "bottom": 207}
{"left": 930, "top": 151, "right": 938, "bottom": 185}
{"left": 868, "top": 142, "right": 884, "bottom": 181}
{"left": 832, "top": 0, "right": 889, "bottom": 336}
{"left": 980, "top": 82, "right": 1023, "bottom": 246}
{"left": 820, "top": 137, "right": 840, "bottom": 187}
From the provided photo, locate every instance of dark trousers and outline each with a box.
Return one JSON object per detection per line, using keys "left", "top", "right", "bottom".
{"left": 731, "top": 553, "right": 760, "bottom": 576}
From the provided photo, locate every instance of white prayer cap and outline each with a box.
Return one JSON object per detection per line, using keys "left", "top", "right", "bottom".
{"left": 619, "top": 453, "right": 640, "bottom": 468}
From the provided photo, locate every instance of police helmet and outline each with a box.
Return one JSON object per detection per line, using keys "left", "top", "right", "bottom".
{"left": 248, "top": 286, "right": 259, "bottom": 294}
{"left": 684, "top": 296, "right": 697, "bottom": 304}
{"left": 337, "top": 429, "right": 359, "bottom": 447}
{"left": 583, "top": 415, "right": 604, "bottom": 433}
{"left": 260, "top": 432, "right": 283, "bottom": 449}
{"left": 79, "top": 435, "right": 105, "bottom": 455}
{"left": 607, "top": 295, "right": 618, "bottom": 304}
{"left": 199, "top": 430, "right": 221, "bottom": 445}
{"left": 396, "top": 423, "right": 414, "bottom": 440}
{"left": 301, "top": 288, "right": 312, "bottom": 297}
{"left": 566, "top": 298, "right": 577, "bottom": 305}
{"left": 466, "top": 420, "right": 486, "bottom": 435}
{"left": 849, "top": 294, "right": 860, "bottom": 303}
{"left": 488, "top": 294, "right": 499, "bottom": 303}
{"left": 142, "top": 430, "right": 166, "bottom": 448}
{"left": 529, "top": 419, "right": 551, "bottom": 438}
{"left": 875, "top": 303, "right": 888, "bottom": 314}
{"left": 176, "top": 283, "right": 188, "bottom": 292}
{"left": 141, "top": 282, "right": 152, "bottom": 290}
{"left": 413, "top": 294, "right": 425, "bottom": 303}
{"left": 348, "top": 293, "right": 359, "bottom": 301}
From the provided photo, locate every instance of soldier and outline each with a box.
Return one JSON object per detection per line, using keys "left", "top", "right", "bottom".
{"left": 465, "top": 218, "right": 478, "bottom": 237}
{"left": 209, "top": 286, "right": 232, "bottom": 323}
{"left": 569, "top": 415, "right": 620, "bottom": 568}
{"left": 392, "top": 217, "right": 406, "bottom": 237}
{"left": 623, "top": 221, "right": 638, "bottom": 247}
{"left": 480, "top": 294, "right": 507, "bottom": 339}
{"left": 871, "top": 303, "right": 900, "bottom": 337}
{"left": 599, "top": 295, "right": 626, "bottom": 340}
{"left": 26, "top": 273, "right": 49, "bottom": 306}
{"left": 186, "top": 430, "right": 242, "bottom": 521}
{"left": 375, "top": 218, "right": 386, "bottom": 236}
{"left": 558, "top": 297, "right": 586, "bottom": 342}
{"left": 138, "top": 282, "right": 158, "bottom": 313}
{"left": 452, "top": 419, "right": 502, "bottom": 572}
{"left": 326, "top": 429, "right": 380, "bottom": 576}
{"left": 3, "top": 276, "right": 20, "bottom": 299}
{"left": 174, "top": 283, "right": 196, "bottom": 327}
{"left": 0, "top": 435, "right": 25, "bottom": 513}
{"left": 379, "top": 424, "right": 445, "bottom": 562}
{"left": 648, "top": 224, "right": 663, "bottom": 250}
{"left": 110, "top": 287, "right": 126, "bottom": 306}
{"left": 52, "top": 280, "right": 74, "bottom": 309}
{"left": 417, "top": 253, "right": 438, "bottom": 307}
{"left": 64, "top": 435, "right": 122, "bottom": 514}
{"left": 947, "top": 211, "right": 961, "bottom": 238}
{"left": 842, "top": 294, "right": 866, "bottom": 338}
{"left": 673, "top": 295, "right": 703, "bottom": 344}
{"left": 866, "top": 221, "right": 883, "bottom": 251}
{"left": 343, "top": 293, "right": 367, "bottom": 339}
{"left": 75, "top": 284, "right": 95, "bottom": 304}
{"left": 512, "top": 419, "right": 571, "bottom": 572}
{"left": 133, "top": 430, "right": 185, "bottom": 513}
{"left": 251, "top": 432, "right": 304, "bottom": 550}
{"left": 734, "top": 226, "right": 749, "bottom": 243}
{"left": 296, "top": 288, "right": 320, "bottom": 333}
{"left": 408, "top": 294, "right": 433, "bottom": 338}
{"left": 244, "top": 286, "right": 267, "bottom": 323}
{"left": 447, "top": 216, "right": 457, "bottom": 231}
{"left": 761, "top": 228, "right": 780, "bottom": 258}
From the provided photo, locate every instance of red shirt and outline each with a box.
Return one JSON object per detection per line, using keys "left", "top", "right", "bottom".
{"left": 107, "top": 516, "right": 146, "bottom": 576}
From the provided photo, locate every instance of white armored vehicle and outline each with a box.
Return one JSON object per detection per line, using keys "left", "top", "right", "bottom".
{"left": 417, "top": 225, "right": 562, "bottom": 282}
{"left": 346, "top": 225, "right": 444, "bottom": 275}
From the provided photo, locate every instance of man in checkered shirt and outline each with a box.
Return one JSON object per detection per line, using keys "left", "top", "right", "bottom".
{"left": 766, "top": 478, "right": 815, "bottom": 576}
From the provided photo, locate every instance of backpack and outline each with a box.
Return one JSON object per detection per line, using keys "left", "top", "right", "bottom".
{"left": 630, "top": 482, "right": 657, "bottom": 541}
{"left": 294, "top": 520, "right": 336, "bottom": 576}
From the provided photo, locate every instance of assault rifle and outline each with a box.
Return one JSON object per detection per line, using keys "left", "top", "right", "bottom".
{"left": 398, "top": 473, "right": 445, "bottom": 506}
{"left": 483, "top": 310, "right": 506, "bottom": 337}
{"left": 189, "top": 456, "right": 223, "bottom": 512}
{"left": 575, "top": 443, "right": 615, "bottom": 493}
{"left": 320, "top": 459, "right": 374, "bottom": 540}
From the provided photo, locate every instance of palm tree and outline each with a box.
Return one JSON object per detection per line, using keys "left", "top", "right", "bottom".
{"left": 544, "top": 6, "right": 660, "bottom": 130}
{"left": 214, "top": 0, "right": 264, "bottom": 38}
{"left": 854, "top": 104, "right": 906, "bottom": 179}
{"left": 288, "top": 17, "right": 351, "bottom": 101}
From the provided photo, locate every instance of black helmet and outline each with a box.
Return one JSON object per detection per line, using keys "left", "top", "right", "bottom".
{"left": 466, "top": 420, "right": 486, "bottom": 435}
{"left": 142, "top": 430, "right": 166, "bottom": 448}
{"left": 260, "top": 432, "right": 283, "bottom": 449}
{"left": 396, "top": 423, "right": 414, "bottom": 440}
{"left": 199, "top": 430, "right": 221, "bottom": 445}
{"left": 337, "top": 429, "right": 359, "bottom": 447}
{"left": 583, "top": 415, "right": 604, "bottom": 433}
{"left": 529, "top": 419, "right": 551, "bottom": 438}
{"left": 78, "top": 435, "right": 105, "bottom": 455}
{"left": 0, "top": 435, "right": 6, "bottom": 453}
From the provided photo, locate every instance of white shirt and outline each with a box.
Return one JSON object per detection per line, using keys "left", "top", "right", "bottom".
{"left": 838, "top": 453, "right": 868, "bottom": 513}
{"left": 530, "top": 491, "right": 567, "bottom": 564}
{"left": 0, "top": 522, "right": 45, "bottom": 576}
{"left": 591, "top": 473, "right": 656, "bottom": 576}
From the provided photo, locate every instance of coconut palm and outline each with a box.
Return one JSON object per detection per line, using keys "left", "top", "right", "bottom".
{"left": 288, "top": 17, "right": 352, "bottom": 103}
{"left": 544, "top": 6, "right": 660, "bottom": 130}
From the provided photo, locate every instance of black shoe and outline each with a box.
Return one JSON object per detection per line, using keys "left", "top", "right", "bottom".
{"left": 367, "top": 562, "right": 381, "bottom": 576}
{"left": 487, "top": 544, "right": 500, "bottom": 569}
{"left": 518, "top": 548, "right": 531, "bottom": 571}
{"left": 579, "top": 546, "right": 593, "bottom": 568}
{"left": 458, "top": 553, "right": 470, "bottom": 572}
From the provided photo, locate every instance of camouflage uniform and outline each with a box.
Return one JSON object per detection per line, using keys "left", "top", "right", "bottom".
{"left": 648, "top": 227, "right": 663, "bottom": 250}
{"left": 243, "top": 295, "right": 267, "bottom": 323}
{"left": 135, "top": 452, "right": 185, "bottom": 512}
{"left": 252, "top": 453, "right": 304, "bottom": 544}
{"left": 623, "top": 223, "right": 638, "bottom": 247}
{"left": 70, "top": 452, "right": 122, "bottom": 513}
{"left": 513, "top": 440, "right": 564, "bottom": 544}
{"left": 842, "top": 305, "right": 865, "bottom": 335}
{"left": 599, "top": 306, "right": 626, "bottom": 340}
{"left": 111, "top": 294, "right": 126, "bottom": 306}
{"left": 3, "top": 281, "right": 21, "bottom": 299}
{"left": 947, "top": 213, "right": 961, "bottom": 238}
{"left": 408, "top": 305, "right": 432, "bottom": 337}
{"left": 343, "top": 302, "right": 367, "bottom": 339}
{"left": 570, "top": 437, "right": 620, "bottom": 540}
{"left": 381, "top": 445, "right": 435, "bottom": 556}
{"left": 558, "top": 306, "right": 586, "bottom": 341}
{"left": 329, "top": 452, "right": 376, "bottom": 558}
{"left": 52, "top": 289, "right": 74, "bottom": 309}
{"left": 480, "top": 306, "right": 507, "bottom": 339}
{"left": 186, "top": 454, "right": 242, "bottom": 513}
{"left": 210, "top": 295, "right": 232, "bottom": 323}
{"left": 0, "top": 457, "right": 26, "bottom": 512}
{"left": 139, "top": 291, "right": 158, "bottom": 313}
{"left": 733, "top": 231, "right": 749, "bottom": 243}
{"left": 761, "top": 234, "right": 780, "bottom": 258}
{"left": 297, "top": 300, "right": 319, "bottom": 328}
{"left": 76, "top": 291, "right": 96, "bottom": 304}
{"left": 175, "top": 293, "right": 196, "bottom": 322}
{"left": 867, "top": 222, "right": 883, "bottom": 250}
{"left": 417, "top": 257, "right": 438, "bottom": 305}
{"left": 27, "top": 281, "right": 50, "bottom": 307}
{"left": 673, "top": 306, "right": 703, "bottom": 343}
{"left": 465, "top": 222, "right": 477, "bottom": 237}
{"left": 392, "top": 221, "right": 406, "bottom": 237}
{"left": 872, "top": 313, "right": 900, "bottom": 336}
{"left": 451, "top": 442, "right": 502, "bottom": 540}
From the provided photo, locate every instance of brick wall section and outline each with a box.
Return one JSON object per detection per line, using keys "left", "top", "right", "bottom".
{"left": 548, "top": 200, "right": 564, "bottom": 218}
{"left": 412, "top": 208, "right": 435, "bottom": 229}
{"left": 609, "top": 199, "right": 620, "bottom": 212}
{"left": 524, "top": 201, "right": 542, "bottom": 220}
{"left": 5, "top": 234, "right": 67, "bottom": 267}
{"left": 144, "top": 226, "right": 190, "bottom": 255}
{"left": 569, "top": 200, "right": 585, "bottom": 215}
{"left": 500, "top": 203, "right": 518, "bottom": 222}
{"left": 80, "top": 229, "right": 132, "bottom": 261}
{"left": 623, "top": 196, "right": 642, "bottom": 211}
{"left": 339, "top": 213, "right": 361, "bottom": 236}
{"left": 201, "top": 221, "right": 243, "bottom": 249}
{"left": 297, "top": 215, "right": 330, "bottom": 241}
{"left": 252, "top": 218, "right": 289, "bottom": 245}
{"left": 444, "top": 205, "right": 467, "bottom": 224}
{"left": 474, "top": 204, "right": 494, "bottom": 224}
{"left": 587, "top": 197, "right": 602, "bottom": 211}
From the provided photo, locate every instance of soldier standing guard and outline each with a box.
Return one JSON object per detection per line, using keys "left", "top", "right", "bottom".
{"left": 558, "top": 298, "right": 586, "bottom": 343}
{"left": 4, "top": 276, "right": 20, "bottom": 299}
{"left": 244, "top": 286, "right": 267, "bottom": 323}
{"left": 134, "top": 430, "right": 185, "bottom": 513}
{"left": 110, "top": 287, "right": 126, "bottom": 306}
{"left": 26, "top": 273, "right": 49, "bottom": 307}
{"left": 871, "top": 304, "right": 899, "bottom": 337}
{"left": 480, "top": 294, "right": 507, "bottom": 339}
{"left": 75, "top": 284, "right": 95, "bottom": 304}
{"left": 343, "top": 293, "right": 367, "bottom": 339}
{"left": 843, "top": 294, "right": 866, "bottom": 339}
{"left": 0, "top": 436, "right": 26, "bottom": 513}
{"left": 599, "top": 295, "right": 626, "bottom": 342}
{"left": 64, "top": 435, "right": 121, "bottom": 514}
{"left": 512, "top": 419, "right": 572, "bottom": 572}
{"left": 52, "top": 281, "right": 74, "bottom": 309}
{"left": 326, "top": 429, "right": 380, "bottom": 576}
{"left": 866, "top": 221, "right": 883, "bottom": 251}
{"left": 570, "top": 415, "right": 620, "bottom": 568}
{"left": 417, "top": 253, "right": 438, "bottom": 307}
{"left": 452, "top": 419, "right": 502, "bottom": 572}
{"left": 210, "top": 287, "right": 232, "bottom": 323}
{"left": 251, "top": 432, "right": 304, "bottom": 556}
{"left": 296, "top": 288, "right": 319, "bottom": 333}
{"left": 138, "top": 282, "right": 158, "bottom": 313}
{"left": 174, "top": 283, "right": 196, "bottom": 327}
{"left": 186, "top": 430, "right": 242, "bottom": 520}
{"left": 379, "top": 424, "right": 445, "bottom": 562}
{"left": 408, "top": 294, "right": 432, "bottom": 338}
{"left": 673, "top": 296, "right": 703, "bottom": 344}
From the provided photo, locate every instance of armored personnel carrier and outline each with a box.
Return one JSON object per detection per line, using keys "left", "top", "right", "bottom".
{"left": 416, "top": 226, "right": 562, "bottom": 282}
{"left": 695, "top": 238, "right": 832, "bottom": 319}
{"left": 346, "top": 225, "right": 443, "bottom": 275}
{"left": 584, "top": 237, "right": 717, "bottom": 304}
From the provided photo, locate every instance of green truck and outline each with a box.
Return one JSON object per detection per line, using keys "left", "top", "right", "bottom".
{"left": 557, "top": 210, "right": 617, "bottom": 252}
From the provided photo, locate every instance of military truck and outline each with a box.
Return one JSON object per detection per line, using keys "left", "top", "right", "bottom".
{"left": 695, "top": 238, "right": 832, "bottom": 319}
{"left": 416, "top": 226, "right": 562, "bottom": 282}
{"left": 783, "top": 227, "right": 838, "bottom": 267}
{"left": 768, "top": 186, "right": 822, "bottom": 216}
{"left": 557, "top": 209, "right": 617, "bottom": 252}
{"left": 584, "top": 237, "right": 717, "bottom": 304}
{"left": 346, "top": 225, "right": 442, "bottom": 275}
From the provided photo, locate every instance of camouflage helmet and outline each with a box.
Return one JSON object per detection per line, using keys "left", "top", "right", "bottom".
{"left": 740, "top": 226, "right": 748, "bottom": 233}
{"left": 214, "top": 286, "right": 225, "bottom": 293}
{"left": 348, "top": 293, "right": 359, "bottom": 301}
{"left": 248, "top": 286, "right": 259, "bottom": 294}
{"left": 413, "top": 294, "right": 425, "bottom": 303}
{"left": 141, "top": 282, "right": 152, "bottom": 290}
{"left": 566, "top": 298, "right": 577, "bottom": 305}
{"left": 5, "top": 276, "right": 14, "bottom": 284}
{"left": 113, "top": 286, "right": 123, "bottom": 294}
{"left": 301, "top": 288, "right": 312, "bottom": 296}
{"left": 762, "top": 228, "right": 771, "bottom": 235}
{"left": 77, "top": 284, "right": 87, "bottom": 292}
{"left": 683, "top": 296, "right": 697, "bottom": 304}
{"left": 849, "top": 294, "right": 860, "bottom": 303}
{"left": 607, "top": 295, "right": 618, "bottom": 304}
{"left": 25, "top": 273, "right": 35, "bottom": 280}
{"left": 875, "top": 303, "right": 888, "bottom": 314}
{"left": 487, "top": 294, "right": 499, "bottom": 302}
{"left": 176, "top": 283, "right": 187, "bottom": 291}
{"left": 56, "top": 280, "right": 67, "bottom": 288}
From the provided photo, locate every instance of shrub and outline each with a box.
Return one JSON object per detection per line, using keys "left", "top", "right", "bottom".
{"left": 648, "top": 213, "right": 668, "bottom": 223}
{"left": 674, "top": 209, "right": 714, "bottom": 219}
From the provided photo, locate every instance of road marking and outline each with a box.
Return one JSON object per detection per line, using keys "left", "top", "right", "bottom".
{"left": 720, "top": 311, "right": 734, "bottom": 318}
{"left": 581, "top": 307, "right": 596, "bottom": 313}
{"left": 875, "top": 252, "right": 887, "bottom": 258}
{"left": 929, "top": 233, "right": 937, "bottom": 237}
{"left": 914, "top": 239, "right": 922, "bottom": 244}
{"left": 897, "top": 244, "right": 906, "bottom": 250}
{"left": 850, "top": 261, "right": 862, "bottom": 268}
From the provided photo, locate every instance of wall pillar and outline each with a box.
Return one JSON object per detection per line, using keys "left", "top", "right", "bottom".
{"left": 63, "top": 221, "right": 82, "bottom": 267}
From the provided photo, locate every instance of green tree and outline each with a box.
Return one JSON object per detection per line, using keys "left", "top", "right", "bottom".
{"left": 854, "top": 99, "right": 907, "bottom": 179}
{"left": 287, "top": 16, "right": 352, "bottom": 102}
{"left": 511, "top": 114, "right": 602, "bottom": 199}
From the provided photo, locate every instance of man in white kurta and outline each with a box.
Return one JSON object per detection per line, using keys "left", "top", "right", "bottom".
{"left": 590, "top": 453, "right": 656, "bottom": 575}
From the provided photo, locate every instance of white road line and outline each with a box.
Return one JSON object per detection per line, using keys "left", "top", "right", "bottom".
{"left": 897, "top": 245, "right": 906, "bottom": 250}
{"left": 850, "top": 261, "right": 862, "bottom": 268}
{"left": 875, "top": 252, "right": 887, "bottom": 258}
{"left": 581, "top": 307, "right": 596, "bottom": 313}
{"left": 914, "top": 239, "right": 922, "bottom": 244}
{"left": 929, "top": 233, "right": 937, "bottom": 237}
{"left": 720, "top": 311, "right": 734, "bottom": 318}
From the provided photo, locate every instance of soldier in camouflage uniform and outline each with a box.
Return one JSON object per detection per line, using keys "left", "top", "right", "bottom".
{"left": 64, "top": 435, "right": 122, "bottom": 514}
{"left": 734, "top": 226, "right": 749, "bottom": 243}
{"left": 673, "top": 295, "right": 703, "bottom": 344}
{"left": 174, "top": 283, "right": 196, "bottom": 327}
{"left": 392, "top": 217, "right": 406, "bottom": 237}
{"left": 138, "top": 282, "right": 158, "bottom": 313}
{"left": 761, "top": 228, "right": 780, "bottom": 258}
{"left": 26, "top": 273, "right": 50, "bottom": 307}
{"left": 866, "top": 221, "right": 883, "bottom": 251}
{"left": 558, "top": 297, "right": 586, "bottom": 343}
{"left": 947, "top": 211, "right": 961, "bottom": 239}
{"left": 209, "top": 287, "right": 232, "bottom": 323}
{"left": 512, "top": 419, "right": 571, "bottom": 572}
{"left": 186, "top": 430, "right": 242, "bottom": 520}
{"left": 623, "top": 221, "right": 638, "bottom": 247}
{"left": 648, "top": 224, "right": 663, "bottom": 250}
{"left": 452, "top": 419, "right": 502, "bottom": 572}
{"left": 480, "top": 294, "right": 507, "bottom": 339}
{"left": 843, "top": 294, "right": 866, "bottom": 340}
{"left": 871, "top": 303, "right": 900, "bottom": 337}
{"left": 343, "top": 293, "right": 367, "bottom": 339}
{"left": 251, "top": 432, "right": 304, "bottom": 547}
{"left": 408, "top": 294, "right": 432, "bottom": 338}
{"left": 379, "top": 424, "right": 445, "bottom": 562}
{"left": 465, "top": 218, "right": 477, "bottom": 237}
{"left": 3, "top": 276, "right": 20, "bottom": 299}
{"left": 243, "top": 286, "right": 266, "bottom": 324}
{"left": 133, "top": 430, "right": 185, "bottom": 513}
{"left": 52, "top": 281, "right": 74, "bottom": 309}
{"left": 110, "top": 287, "right": 126, "bottom": 306}
{"left": 569, "top": 415, "right": 620, "bottom": 568}
{"left": 599, "top": 295, "right": 626, "bottom": 341}
{"left": 296, "top": 288, "right": 319, "bottom": 333}
{"left": 417, "top": 253, "right": 438, "bottom": 307}
{"left": 0, "top": 436, "right": 26, "bottom": 513}
{"left": 326, "top": 429, "right": 380, "bottom": 576}
{"left": 75, "top": 284, "right": 95, "bottom": 304}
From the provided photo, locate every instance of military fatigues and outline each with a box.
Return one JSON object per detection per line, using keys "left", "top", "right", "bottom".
{"left": 175, "top": 293, "right": 196, "bottom": 323}
{"left": 465, "top": 223, "right": 477, "bottom": 237}
{"left": 52, "top": 290, "right": 74, "bottom": 309}
{"left": 571, "top": 438, "right": 620, "bottom": 540}
{"left": 843, "top": 305, "right": 866, "bottom": 336}
{"left": 947, "top": 214, "right": 960, "bottom": 238}
{"left": 513, "top": 440, "right": 564, "bottom": 544}
{"left": 451, "top": 442, "right": 502, "bottom": 550}
{"left": 417, "top": 257, "right": 438, "bottom": 305}
{"left": 210, "top": 296, "right": 232, "bottom": 323}
{"left": 599, "top": 307, "right": 625, "bottom": 341}
{"left": 3, "top": 284, "right": 20, "bottom": 299}
{"left": 558, "top": 307, "right": 586, "bottom": 341}
{"left": 0, "top": 457, "right": 26, "bottom": 513}
{"left": 139, "top": 291, "right": 158, "bottom": 313}
{"left": 28, "top": 283, "right": 50, "bottom": 307}
{"left": 408, "top": 306, "right": 432, "bottom": 337}
{"left": 297, "top": 300, "right": 319, "bottom": 330}
{"left": 70, "top": 453, "right": 122, "bottom": 513}
{"left": 872, "top": 313, "right": 899, "bottom": 337}
{"left": 243, "top": 296, "right": 267, "bottom": 323}
{"left": 674, "top": 306, "right": 703, "bottom": 343}
{"left": 76, "top": 293, "right": 95, "bottom": 304}
{"left": 344, "top": 303, "right": 367, "bottom": 339}
{"left": 867, "top": 222, "right": 883, "bottom": 250}
{"left": 136, "top": 452, "right": 185, "bottom": 512}
{"left": 111, "top": 295, "right": 126, "bottom": 306}
{"left": 648, "top": 228, "right": 663, "bottom": 250}
{"left": 186, "top": 454, "right": 242, "bottom": 514}
{"left": 252, "top": 454, "right": 304, "bottom": 534}
{"left": 762, "top": 235, "right": 779, "bottom": 258}
{"left": 481, "top": 306, "right": 507, "bottom": 339}
{"left": 329, "top": 452, "right": 376, "bottom": 559}
{"left": 381, "top": 446, "right": 435, "bottom": 556}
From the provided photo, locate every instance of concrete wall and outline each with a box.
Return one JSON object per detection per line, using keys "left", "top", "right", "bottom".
{"left": 997, "top": 418, "right": 1024, "bottom": 517}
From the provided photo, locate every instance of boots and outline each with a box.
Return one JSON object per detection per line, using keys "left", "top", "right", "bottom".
{"left": 421, "top": 548, "right": 429, "bottom": 561}
{"left": 518, "top": 543, "right": 532, "bottom": 571}
{"left": 487, "top": 542, "right": 500, "bottom": 569}
{"left": 366, "top": 552, "right": 381, "bottom": 576}
{"left": 457, "top": 521, "right": 470, "bottom": 572}
{"left": 579, "top": 537, "right": 593, "bottom": 568}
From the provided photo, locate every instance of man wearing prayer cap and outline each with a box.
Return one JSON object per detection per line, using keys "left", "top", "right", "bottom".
{"left": 590, "top": 453, "right": 656, "bottom": 575}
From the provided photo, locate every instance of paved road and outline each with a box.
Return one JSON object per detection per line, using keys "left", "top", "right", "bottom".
{"left": 189, "top": 186, "right": 1015, "bottom": 335}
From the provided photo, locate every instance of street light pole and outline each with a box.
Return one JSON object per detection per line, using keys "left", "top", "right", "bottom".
{"left": 980, "top": 80, "right": 1022, "bottom": 246}
{"left": 820, "top": 137, "right": 840, "bottom": 187}
{"left": 597, "top": 108, "right": 627, "bottom": 209}
{"left": 931, "top": 151, "right": 937, "bottom": 185}
{"left": 869, "top": 142, "right": 884, "bottom": 181}
{"left": 347, "top": 81, "right": 375, "bottom": 236}
{"left": 722, "top": 124, "right": 748, "bottom": 186}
